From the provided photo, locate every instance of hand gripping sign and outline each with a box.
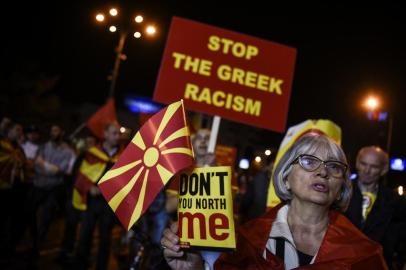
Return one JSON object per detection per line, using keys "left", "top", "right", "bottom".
{"left": 177, "top": 166, "right": 236, "bottom": 250}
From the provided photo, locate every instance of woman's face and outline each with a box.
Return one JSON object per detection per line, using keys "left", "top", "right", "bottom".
{"left": 287, "top": 147, "right": 344, "bottom": 208}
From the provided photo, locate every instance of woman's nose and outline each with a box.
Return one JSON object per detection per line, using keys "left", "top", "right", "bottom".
{"left": 316, "top": 164, "right": 329, "bottom": 178}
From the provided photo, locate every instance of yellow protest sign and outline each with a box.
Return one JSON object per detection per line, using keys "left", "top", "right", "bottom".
{"left": 177, "top": 166, "right": 236, "bottom": 249}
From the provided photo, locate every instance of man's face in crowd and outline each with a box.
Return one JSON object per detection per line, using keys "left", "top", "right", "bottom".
{"left": 50, "top": 125, "right": 64, "bottom": 142}
{"left": 27, "top": 131, "right": 40, "bottom": 143}
{"left": 192, "top": 129, "right": 211, "bottom": 157}
{"left": 356, "top": 148, "right": 388, "bottom": 186}
{"left": 85, "top": 136, "right": 96, "bottom": 149}
{"left": 1, "top": 117, "right": 12, "bottom": 132}
{"left": 104, "top": 125, "right": 120, "bottom": 147}
{"left": 8, "top": 124, "right": 23, "bottom": 142}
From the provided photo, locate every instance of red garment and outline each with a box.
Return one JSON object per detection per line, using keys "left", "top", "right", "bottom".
{"left": 214, "top": 204, "right": 388, "bottom": 270}
{"left": 86, "top": 98, "right": 118, "bottom": 139}
{"left": 73, "top": 145, "right": 121, "bottom": 210}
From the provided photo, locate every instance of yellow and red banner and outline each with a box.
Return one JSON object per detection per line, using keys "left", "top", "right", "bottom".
{"left": 154, "top": 17, "right": 296, "bottom": 132}
{"left": 98, "top": 100, "right": 194, "bottom": 230}
{"left": 266, "top": 119, "right": 342, "bottom": 207}
{"left": 177, "top": 166, "right": 236, "bottom": 250}
{"left": 73, "top": 145, "right": 120, "bottom": 211}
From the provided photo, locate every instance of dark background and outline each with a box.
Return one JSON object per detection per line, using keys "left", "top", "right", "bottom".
{"left": 1, "top": 1, "right": 405, "bottom": 185}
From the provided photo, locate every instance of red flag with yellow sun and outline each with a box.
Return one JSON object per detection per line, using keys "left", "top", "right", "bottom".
{"left": 98, "top": 100, "right": 194, "bottom": 230}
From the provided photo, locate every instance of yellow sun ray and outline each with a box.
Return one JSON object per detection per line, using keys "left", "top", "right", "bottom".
{"left": 161, "top": 147, "right": 193, "bottom": 156}
{"left": 98, "top": 160, "right": 142, "bottom": 185}
{"left": 132, "top": 132, "right": 146, "bottom": 151}
{"left": 156, "top": 164, "right": 174, "bottom": 185}
{"left": 128, "top": 169, "right": 150, "bottom": 230}
{"left": 153, "top": 101, "right": 182, "bottom": 145}
{"left": 108, "top": 166, "right": 145, "bottom": 211}
{"left": 158, "top": 126, "right": 189, "bottom": 149}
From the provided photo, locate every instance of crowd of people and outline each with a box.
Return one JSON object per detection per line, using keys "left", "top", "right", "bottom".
{"left": 0, "top": 115, "right": 406, "bottom": 270}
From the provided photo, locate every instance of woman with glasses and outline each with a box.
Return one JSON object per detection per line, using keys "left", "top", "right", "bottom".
{"left": 161, "top": 134, "right": 387, "bottom": 269}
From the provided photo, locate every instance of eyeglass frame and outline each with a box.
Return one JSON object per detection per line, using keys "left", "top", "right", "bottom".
{"left": 289, "top": 154, "right": 348, "bottom": 178}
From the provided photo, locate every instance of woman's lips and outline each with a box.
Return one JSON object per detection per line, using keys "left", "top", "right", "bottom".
{"left": 312, "top": 183, "right": 329, "bottom": 193}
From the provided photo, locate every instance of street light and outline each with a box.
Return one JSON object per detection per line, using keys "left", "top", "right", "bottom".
{"left": 109, "top": 25, "right": 117, "bottom": 32}
{"left": 109, "top": 8, "right": 118, "bottom": 16}
{"left": 364, "top": 96, "right": 380, "bottom": 111}
{"left": 362, "top": 94, "right": 393, "bottom": 155}
{"left": 146, "top": 25, "right": 157, "bottom": 35}
{"left": 398, "top": 186, "right": 404, "bottom": 196}
{"left": 96, "top": 14, "right": 105, "bottom": 22}
{"left": 135, "top": 15, "right": 143, "bottom": 23}
{"left": 95, "top": 8, "right": 158, "bottom": 97}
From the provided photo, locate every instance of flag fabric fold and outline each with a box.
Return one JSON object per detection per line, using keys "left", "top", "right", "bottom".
{"left": 98, "top": 100, "right": 194, "bottom": 230}
{"left": 86, "top": 98, "right": 118, "bottom": 139}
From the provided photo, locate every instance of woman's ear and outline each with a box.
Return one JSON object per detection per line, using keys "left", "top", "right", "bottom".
{"left": 336, "top": 186, "right": 344, "bottom": 201}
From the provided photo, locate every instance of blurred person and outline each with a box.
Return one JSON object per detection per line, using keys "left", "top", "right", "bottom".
{"left": 21, "top": 124, "right": 40, "bottom": 161}
{"left": 0, "top": 123, "right": 25, "bottom": 189}
{"left": 345, "top": 146, "right": 406, "bottom": 267}
{"left": 162, "top": 135, "right": 388, "bottom": 269}
{"left": 0, "top": 116, "right": 12, "bottom": 138}
{"left": 19, "top": 124, "right": 72, "bottom": 256}
{"left": 74, "top": 123, "right": 122, "bottom": 270}
{"left": 192, "top": 128, "right": 216, "bottom": 167}
{"left": 165, "top": 128, "right": 216, "bottom": 216}
{"left": 0, "top": 122, "right": 26, "bottom": 255}
{"left": 58, "top": 135, "right": 97, "bottom": 264}
{"left": 85, "top": 135, "right": 97, "bottom": 150}
{"left": 21, "top": 125, "right": 40, "bottom": 181}
{"left": 73, "top": 135, "right": 98, "bottom": 156}
{"left": 239, "top": 155, "right": 275, "bottom": 223}
{"left": 164, "top": 128, "right": 219, "bottom": 268}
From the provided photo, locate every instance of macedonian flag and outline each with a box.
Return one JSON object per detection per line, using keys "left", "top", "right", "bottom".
{"left": 98, "top": 100, "right": 194, "bottom": 230}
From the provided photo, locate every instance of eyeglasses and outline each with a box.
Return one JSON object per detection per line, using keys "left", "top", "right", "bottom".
{"left": 291, "top": 154, "right": 348, "bottom": 178}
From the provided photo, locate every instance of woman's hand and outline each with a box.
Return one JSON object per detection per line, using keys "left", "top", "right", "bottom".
{"left": 161, "top": 222, "right": 204, "bottom": 270}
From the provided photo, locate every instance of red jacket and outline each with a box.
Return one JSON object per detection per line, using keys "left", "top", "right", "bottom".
{"left": 215, "top": 204, "right": 388, "bottom": 270}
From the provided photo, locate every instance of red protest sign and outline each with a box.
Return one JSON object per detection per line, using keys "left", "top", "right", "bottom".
{"left": 154, "top": 17, "right": 296, "bottom": 132}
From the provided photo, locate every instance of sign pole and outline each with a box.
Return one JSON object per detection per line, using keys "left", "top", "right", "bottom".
{"left": 208, "top": 115, "right": 221, "bottom": 154}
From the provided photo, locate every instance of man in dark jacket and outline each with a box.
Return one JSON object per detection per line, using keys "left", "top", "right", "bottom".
{"left": 345, "top": 146, "right": 406, "bottom": 267}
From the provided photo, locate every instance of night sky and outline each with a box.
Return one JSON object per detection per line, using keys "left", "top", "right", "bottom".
{"left": 2, "top": 1, "right": 406, "bottom": 170}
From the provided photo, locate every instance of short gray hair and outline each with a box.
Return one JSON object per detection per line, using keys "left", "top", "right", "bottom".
{"left": 272, "top": 134, "right": 352, "bottom": 212}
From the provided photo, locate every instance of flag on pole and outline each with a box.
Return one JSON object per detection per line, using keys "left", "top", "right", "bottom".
{"left": 266, "top": 119, "right": 342, "bottom": 208}
{"left": 98, "top": 100, "right": 194, "bottom": 230}
{"left": 86, "top": 98, "right": 118, "bottom": 139}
